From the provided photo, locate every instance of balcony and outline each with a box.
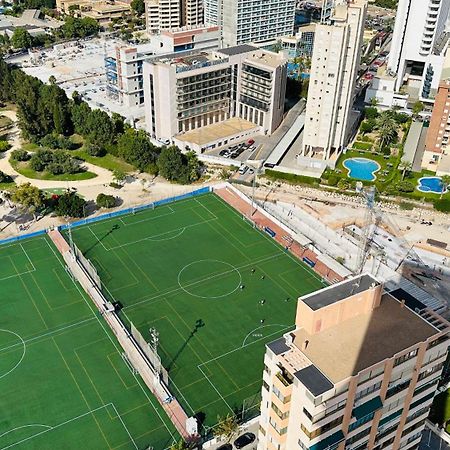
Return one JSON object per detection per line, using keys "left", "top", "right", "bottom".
{"left": 276, "top": 370, "right": 293, "bottom": 387}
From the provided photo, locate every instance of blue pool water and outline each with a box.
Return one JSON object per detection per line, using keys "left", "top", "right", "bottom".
{"left": 417, "top": 176, "right": 448, "bottom": 194}
{"left": 343, "top": 158, "right": 381, "bottom": 181}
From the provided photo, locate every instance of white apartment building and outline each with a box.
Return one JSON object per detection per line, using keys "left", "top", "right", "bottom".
{"left": 204, "top": 0, "right": 295, "bottom": 48}
{"left": 105, "top": 26, "right": 220, "bottom": 108}
{"left": 258, "top": 274, "right": 450, "bottom": 450}
{"left": 143, "top": 45, "right": 287, "bottom": 151}
{"left": 146, "top": 0, "right": 180, "bottom": 33}
{"left": 365, "top": 0, "right": 450, "bottom": 109}
{"left": 300, "top": 0, "right": 367, "bottom": 169}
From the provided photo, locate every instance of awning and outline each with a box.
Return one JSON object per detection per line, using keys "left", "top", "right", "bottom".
{"left": 309, "top": 430, "right": 344, "bottom": 450}
{"left": 352, "top": 396, "right": 383, "bottom": 420}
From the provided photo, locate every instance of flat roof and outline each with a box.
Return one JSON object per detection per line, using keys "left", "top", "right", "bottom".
{"left": 245, "top": 51, "right": 284, "bottom": 69}
{"left": 294, "top": 365, "right": 333, "bottom": 396}
{"left": 218, "top": 44, "right": 257, "bottom": 56}
{"left": 267, "top": 337, "right": 290, "bottom": 356}
{"left": 301, "top": 274, "right": 379, "bottom": 311}
{"left": 402, "top": 121, "right": 423, "bottom": 164}
{"left": 175, "top": 117, "right": 258, "bottom": 146}
{"left": 292, "top": 293, "right": 437, "bottom": 383}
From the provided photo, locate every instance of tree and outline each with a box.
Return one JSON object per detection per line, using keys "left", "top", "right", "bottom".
{"left": 434, "top": 198, "right": 450, "bottom": 212}
{"left": 213, "top": 414, "right": 239, "bottom": 443}
{"left": 85, "top": 142, "right": 105, "bottom": 157}
{"left": 369, "top": 97, "right": 379, "bottom": 107}
{"left": 360, "top": 119, "right": 376, "bottom": 135}
{"left": 11, "top": 28, "right": 33, "bottom": 49}
{"left": 96, "top": 193, "right": 116, "bottom": 208}
{"left": 157, "top": 146, "right": 185, "bottom": 182}
{"left": 112, "top": 169, "right": 126, "bottom": 185}
{"left": 131, "top": 0, "right": 145, "bottom": 15}
{"left": 117, "top": 128, "right": 158, "bottom": 172}
{"left": 11, "top": 183, "right": 43, "bottom": 219}
{"left": 400, "top": 161, "right": 412, "bottom": 180}
{"left": 55, "top": 190, "right": 86, "bottom": 217}
{"left": 376, "top": 111, "right": 398, "bottom": 150}
{"left": 412, "top": 101, "right": 424, "bottom": 116}
{"left": 11, "top": 149, "right": 30, "bottom": 161}
{"left": 185, "top": 151, "right": 201, "bottom": 183}
{"left": 440, "top": 175, "right": 450, "bottom": 199}
{"left": 364, "top": 106, "right": 379, "bottom": 120}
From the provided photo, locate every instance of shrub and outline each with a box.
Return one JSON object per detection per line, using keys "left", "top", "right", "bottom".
{"left": 434, "top": 199, "right": 450, "bottom": 213}
{"left": 96, "top": 193, "right": 116, "bottom": 208}
{"left": 0, "top": 170, "right": 12, "bottom": 183}
{"left": 327, "top": 175, "right": 339, "bottom": 186}
{"left": 86, "top": 142, "right": 106, "bottom": 157}
{"left": 264, "top": 169, "right": 319, "bottom": 185}
{"left": 29, "top": 149, "right": 81, "bottom": 174}
{"left": 0, "top": 141, "right": 11, "bottom": 152}
{"left": 399, "top": 201, "right": 414, "bottom": 210}
{"left": 55, "top": 191, "right": 86, "bottom": 217}
{"left": 337, "top": 179, "right": 351, "bottom": 190}
{"left": 364, "top": 107, "right": 379, "bottom": 120}
{"left": 40, "top": 134, "right": 76, "bottom": 150}
{"left": 11, "top": 149, "right": 30, "bottom": 161}
{"left": 396, "top": 181, "right": 415, "bottom": 193}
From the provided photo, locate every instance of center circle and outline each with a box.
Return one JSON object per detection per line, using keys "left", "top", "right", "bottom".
{"left": 0, "top": 329, "right": 26, "bottom": 380}
{"left": 178, "top": 259, "right": 242, "bottom": 299}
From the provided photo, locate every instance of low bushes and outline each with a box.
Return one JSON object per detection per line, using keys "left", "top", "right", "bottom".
{"left": 96, "top": 193, "right": 116, "bottom": 208}
{"left": 264, "top": 169, "right": 319, "bottom": 186}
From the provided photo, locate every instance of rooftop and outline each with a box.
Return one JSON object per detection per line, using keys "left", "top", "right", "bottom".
{"left": 301, "top": 274, "right": 379, "bottom": 311}
{"left": 174, "top": 117, "right": 258, "bottom": 146}
{"left": 244, "top": 50, "right": 285, "bottom": 69}
{"left": 217, "top": 44, "right": 257, "bottom": 56}
{"left": 292, "top": 293, "right": 437, "bottom": 384}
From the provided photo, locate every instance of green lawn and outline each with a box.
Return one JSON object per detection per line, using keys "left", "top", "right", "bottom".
{"left": 72, "top": 149, "right": 135, "bottom": 173}
{"left": 0, "top": 237, "right": 177, "bottom": 450}
{"left": 68, "top": 192, "right": 326, "bottom": 429}
{"left": 10, "top": 158, "right": 97, "bottom": 181}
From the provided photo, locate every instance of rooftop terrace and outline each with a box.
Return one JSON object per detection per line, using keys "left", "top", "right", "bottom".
{"left": 292, "top": 293, "right": 437, "bottom": 384}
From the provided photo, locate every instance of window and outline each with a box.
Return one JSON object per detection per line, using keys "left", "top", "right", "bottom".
{"left": 394, "top": 349, "right": 418, "bottom": 367}
{"left": 355, "top": 381, "right": 382, "bottom": 401}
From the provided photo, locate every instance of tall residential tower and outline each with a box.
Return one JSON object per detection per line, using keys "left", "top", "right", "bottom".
{"left": 365, "top": 0, "right": 450, "bottom": 108}
{"left": 258, "top": 274, "right": 450, "bottom": 450}
{"left": 300, "top": 0, "right": 367, "bottom": 169}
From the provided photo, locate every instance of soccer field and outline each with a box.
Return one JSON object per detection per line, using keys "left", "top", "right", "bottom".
{"left": 0, "top": 237, "right": 177, "bottom": 450}
{"left": 69, "top": 192, "right": 326, "bottom": 429}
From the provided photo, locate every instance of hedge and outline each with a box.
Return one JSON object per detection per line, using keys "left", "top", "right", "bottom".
{"left": 264, "top": 169, "right": 320, "bottom": 186}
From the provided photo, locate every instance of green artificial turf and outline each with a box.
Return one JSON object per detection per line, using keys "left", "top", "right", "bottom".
{"left": 0, "top": 237, "right": 177, "bottom": 450}
{"left": 69, "top": 192, "right": 326, "bottom": 429}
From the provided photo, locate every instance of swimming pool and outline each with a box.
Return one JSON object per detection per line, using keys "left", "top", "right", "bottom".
{"left": 417, "top": 176, "right": 448, "bottom": 194}
{"left": 343, "top": 157, "right": 381, "bottom": 181}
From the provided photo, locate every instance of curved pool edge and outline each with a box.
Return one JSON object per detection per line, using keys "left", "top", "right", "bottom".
{"left": 416, "top": 176, "right": 448, "bottom": 194}
{"left": 343, "top": 157, "right": 381, "bottom": 182}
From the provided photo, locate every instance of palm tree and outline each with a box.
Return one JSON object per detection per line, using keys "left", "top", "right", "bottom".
{"left": 440, "top": 175, "right": 450, "bottom": 199}
{"left": 376, "top": 111, "right": 398, "bottom": 151}
{"left": 401, "top": 161, "right": 412, "bottom": 180}
{"left": 214, "top": 413, "right": 239, "bottom": 443}
{"left": 169, "top": 439, "right": 190, "bottom": 450}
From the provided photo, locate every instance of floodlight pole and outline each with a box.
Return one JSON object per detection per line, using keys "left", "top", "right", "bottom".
{"left": 247, "top": 160, "right": 263, "bottom": 217}
{"left": 149, "top": 327, "right": 161, "bottom": 375}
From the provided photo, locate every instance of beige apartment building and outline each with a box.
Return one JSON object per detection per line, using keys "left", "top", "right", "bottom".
{"left": 145, "top": 0, "right": 203, "bottom": 33}
{"left": 258, "top": 274, "right": 449, "bottom": 450}
{"left": 56, "top": 0, "right": 131, "bottom": 25}
{"left": 143, "top": 44, "right": 287, "bottom": 152}
{"left": 300, "top": 0, "right": 367, "bottom": 172}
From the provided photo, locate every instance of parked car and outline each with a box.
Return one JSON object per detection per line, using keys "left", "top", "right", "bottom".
{"left": 247, "top": 139, "right": 255, "bottom": 145}
{"left": 216, "top": 444, "right": 232, "bottom": 450}
{"left": 234, "top": 432, "right": 256, "bottom": 449}
{"left": 238, "top": 165, "right": 249, "bottom": 175}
